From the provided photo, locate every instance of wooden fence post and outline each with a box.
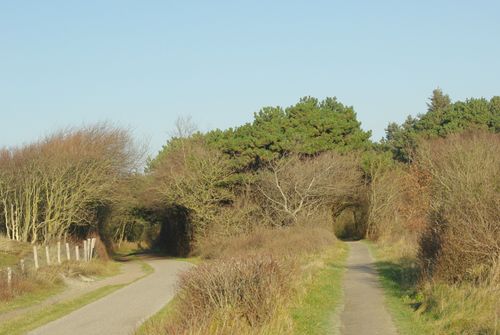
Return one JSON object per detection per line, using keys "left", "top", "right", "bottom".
{"left": 66, "top": 243, "right": 70, "bottom": 261}
{"left": 33, "top": 246, "right": 39, "bottom": 270}
{"left": 87, "top": 238, "right": 91, "bottom": 261}
{"left": 90, "top": 238, "right": 96, "bottom": 260}
{"left": 45, "top": 246, "right": 51, "bottom": 265}
{"left": 75, "top": 245, "right": 80, "bottom": 261}
{"left": 57, "top": 241, "right": 61, "bottom": 264}
{"left": 7, "top": 267, "right": 12, "bottom": 288}
{"left": 20, "top": 259, "right": 25, "bottom": 273}
{"left": 83, "top": 240, "right": 87, "bottom": 262}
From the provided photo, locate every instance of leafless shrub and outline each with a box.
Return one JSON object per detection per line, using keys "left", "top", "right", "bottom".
{"left": 366, "top": 163, "right": 430, "bottom": 242}
{"left": 417, "top": 131, "right": 500, "bottom": 283}
{"left": 256, "top": 152, "right": 364, "bottom": 226}
{"left": 166, "top": 256, "right": 293, "bottom": 333}
{"left": 197, "top": 224, "right": 335, "bottom": 260}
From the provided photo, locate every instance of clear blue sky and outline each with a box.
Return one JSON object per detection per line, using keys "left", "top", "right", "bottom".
{"left": 1, "top": 1, "right": 499, "bottom": 154}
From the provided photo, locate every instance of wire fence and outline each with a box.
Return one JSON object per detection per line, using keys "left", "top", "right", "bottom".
{"left": 0, "top": 237, "right": 97, "bottom": 289}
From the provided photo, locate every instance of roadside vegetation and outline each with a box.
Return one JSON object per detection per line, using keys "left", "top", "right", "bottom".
{"left": 1, "top": 90, "right": 499, "bottom": 334}
{"left": 137, "top": 225, "right": 347, "bottom": 335}
{"left": 366, "top": 91, "right": 499, "bottom": 334}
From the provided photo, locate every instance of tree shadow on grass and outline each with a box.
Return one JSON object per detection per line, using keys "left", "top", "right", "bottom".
{"left": 374, "top": 257, "right": 422, "bottom": 310}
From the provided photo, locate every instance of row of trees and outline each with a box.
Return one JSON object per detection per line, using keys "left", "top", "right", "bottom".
{"left": 146, "top": 91, "right": 499, "bottom": 286}
{"left": 0, "top": 125, "right": 142, "bottom": 244}
{"left": 1, "top": 90, "right": 498, "bottom": 285}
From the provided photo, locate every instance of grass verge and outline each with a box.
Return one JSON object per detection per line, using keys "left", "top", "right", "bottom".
{"left": 365, "top": 241, "right": 430, "bottom": 335}
{"left": 0, "top": 260, "right": 121, "bottom": 313}
{"left": 0, "top": 285, "right": 65, "bottom": 314}
{"left": 135, "top": 297, "right": 179, "bottom": 335}
{"left": 291, "top": 242, "right": 348, "bottom": 335}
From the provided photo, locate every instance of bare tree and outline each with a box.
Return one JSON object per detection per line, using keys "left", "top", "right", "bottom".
{"left": 256, "top": 153, "right": 363, "bottom": 225}
{"left": 0, "top": 124, "right": 143, "bottom": 243}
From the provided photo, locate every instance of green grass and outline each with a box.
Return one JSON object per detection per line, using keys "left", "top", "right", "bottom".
{"left": 0, "top": 284, "right": 126, "bottom": 335}
{"left": 170, "top": 256, "right": 202, "bottom": 265}
{"left": 0, "top": 284, "right": 65, "bottom": 314}
{"left": 365, "top": 241, "right": 433, "bottom": 335}
{"left": 135, "top": 297, "right": 179, "bottom": 335}
{"left": 291, "top": 242, "right": 348, "bottom": 335}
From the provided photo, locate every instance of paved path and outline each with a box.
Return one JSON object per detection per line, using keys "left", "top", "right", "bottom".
{"left": 0, "top": 261, "right": 145, "bottom": 324}
{"left": 340, "top": 241, "right": 398, "bottom": 335}
{"left": 29, "top": 258, "right": 193, "bottom": 335}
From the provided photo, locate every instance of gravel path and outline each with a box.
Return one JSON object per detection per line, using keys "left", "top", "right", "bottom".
{"left": 340, "top": 241, "right": 398, "bottom": 335}
{"left": 29, "top": 258, "right": 192, "bottom": 335}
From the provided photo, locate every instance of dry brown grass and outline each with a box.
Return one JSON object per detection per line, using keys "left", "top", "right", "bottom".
{"left": 0, "top": 259, "right": 113, "bottom": 302}
{"left": 165, "top": 256, "right": 293, "bottom": 334}
{"left": 196, "top": 224, "right": 335, "bottom": 260}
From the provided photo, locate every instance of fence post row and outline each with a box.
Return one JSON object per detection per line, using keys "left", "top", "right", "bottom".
{"left": 5, "top": 240, "right": 97, "bottom": 277}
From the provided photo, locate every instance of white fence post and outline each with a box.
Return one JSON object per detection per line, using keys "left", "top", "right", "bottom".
{"left": 76, "top": 245, "right": 80, "bottom": 261}
{"left": 45, "top": 246, "right": 51, "bottom": 265}
{"left": 33, "top": 246, "right": 39, "bottom": 269}
{"left": 57, "top": 241, "right": 61, "bottom": 264}
{"left": 7, "top": 267, "right": 12, "bottom": 288}
{"left": 83, "top": 240, "right": 87, "bottom": 262}
{"left": 87, "top": 238, "right": 91, "bottom": 261}
{"left": 66, "top": 243, "right": 70, "bottom": 261}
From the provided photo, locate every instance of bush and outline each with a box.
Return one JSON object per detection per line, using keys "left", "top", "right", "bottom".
{"left": 417, "top": 132, "right": 500, "bottom": 283}
{"left": 165, "top": 256, "right": 292, "bottom": 334}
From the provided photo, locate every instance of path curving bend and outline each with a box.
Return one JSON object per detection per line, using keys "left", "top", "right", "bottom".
{"left": 29, "top": 258, "right": 192, "bottom": 335}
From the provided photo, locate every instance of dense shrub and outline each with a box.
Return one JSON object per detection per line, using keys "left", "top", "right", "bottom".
{"left": 417, "top": 132, "right": 500, "bottom": 283}
{"left": 167, "top": 256, "right": 292, "bottom": 333}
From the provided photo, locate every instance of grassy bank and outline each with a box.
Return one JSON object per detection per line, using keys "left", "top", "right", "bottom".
{"left": 291, "top": 242, "right": 348, "bottom": 335}
{"left": 368, "top": 241, "right": 500, "bottom": 335}
{"left": 0, "top": 260, "right": 120, "bottom": 311}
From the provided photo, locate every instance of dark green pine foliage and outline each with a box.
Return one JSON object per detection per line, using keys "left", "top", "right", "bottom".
{"left": 384, "top": 89, "right": 500, "bottom": 162}
{"left": 207, "top": 97, "right": 372, "bottom": 170}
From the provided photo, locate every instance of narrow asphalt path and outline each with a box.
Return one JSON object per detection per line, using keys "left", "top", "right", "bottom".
{"left": 29, "top": 258, "right": 193, "bottom": 335}
{"left": 340, "top": 241, "right": 398, "bottom": 335}
{"left": 0, "top": 261, "right": 145, "bottom": 324}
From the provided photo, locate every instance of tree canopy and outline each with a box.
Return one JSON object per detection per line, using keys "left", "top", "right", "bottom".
{"left": 206, "top": 97, "right": 372, "bottom": 170}
{"left": 384, "top": 89, "right": 500, "bottom": 162}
